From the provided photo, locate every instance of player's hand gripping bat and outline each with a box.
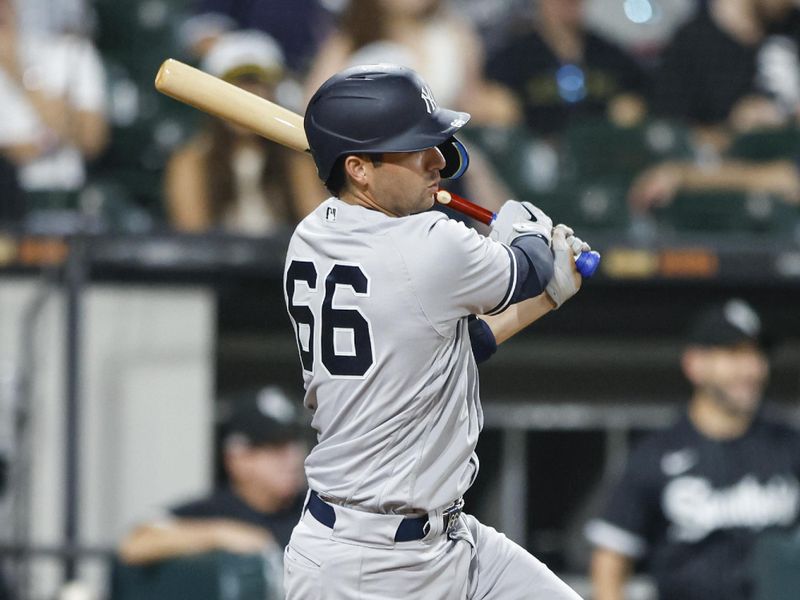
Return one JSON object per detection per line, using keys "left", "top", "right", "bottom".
{"left": 435, "top": 190, "right": 600, "bottom": 277}
{"left": 155, "top": 59, "right": 600, "bottom": 277}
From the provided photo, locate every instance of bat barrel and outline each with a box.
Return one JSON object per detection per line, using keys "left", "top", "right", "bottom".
{"left": 155, "top": 59, "right": 310, "bottom": 153}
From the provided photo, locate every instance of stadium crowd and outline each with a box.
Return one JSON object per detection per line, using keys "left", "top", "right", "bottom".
{"left": 0, "top": 0, "right": 798, "bottom": 236}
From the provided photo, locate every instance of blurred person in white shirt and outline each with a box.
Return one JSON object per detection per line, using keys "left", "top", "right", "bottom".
{"left": 0, "top": 0, "right": 108, "bottom": 193}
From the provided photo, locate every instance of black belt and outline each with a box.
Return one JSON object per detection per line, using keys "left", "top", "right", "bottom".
{"left": 305, "top": 490, "right": 464, "bottom": 542}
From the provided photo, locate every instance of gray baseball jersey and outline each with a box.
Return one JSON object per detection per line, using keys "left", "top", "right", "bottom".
{"left": 283, "top": 197, "right": 517, "bottom": 513}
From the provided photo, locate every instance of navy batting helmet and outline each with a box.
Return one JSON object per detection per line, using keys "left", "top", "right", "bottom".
{"left": 304, "top": 64, "right": 470, "bottom": 184}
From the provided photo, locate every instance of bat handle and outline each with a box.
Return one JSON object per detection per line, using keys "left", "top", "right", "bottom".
{"left": 436, "top": 189, "right": 601, "bottom": 279}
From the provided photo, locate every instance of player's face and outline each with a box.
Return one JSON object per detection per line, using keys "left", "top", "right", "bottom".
{"left": 231, "top": 440, "right": 307, "bottom": 504}
{"left": 370, "top": 147, "right": 445, "bottom": 216}
{"left": 688, "top": 343, "right": 769, "bottom": 416}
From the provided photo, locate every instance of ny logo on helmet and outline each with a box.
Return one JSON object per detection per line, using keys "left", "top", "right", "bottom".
{"left": 420, "top": 84, "right": 437, "bottom": 114}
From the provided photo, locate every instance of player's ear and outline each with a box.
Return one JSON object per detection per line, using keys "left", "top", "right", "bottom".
{"left": 343, "top": 155, "right": 369, "bottom": 189}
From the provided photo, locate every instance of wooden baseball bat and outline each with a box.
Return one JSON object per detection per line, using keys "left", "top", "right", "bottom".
{"left": 155, "top": 59, "right": 478, "bottom": 212}
{"left": 154, "top": 59, "right": 600, "bottom": 277}
{"left": 155, "top": 58, "right": 308, "bottom": 152}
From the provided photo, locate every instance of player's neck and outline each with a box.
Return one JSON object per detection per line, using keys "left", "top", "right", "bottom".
{"left": 339, "top": 189, "right": 403, "bottom": 218}
{"left": 688, "top": 393, "right": 754, "bottom": 440}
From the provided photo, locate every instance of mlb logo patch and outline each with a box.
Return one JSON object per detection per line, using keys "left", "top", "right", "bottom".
{"left": 326, "top": 206, "right": 337, "bottom": 222}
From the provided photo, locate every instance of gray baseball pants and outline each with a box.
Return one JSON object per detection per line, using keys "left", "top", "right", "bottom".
{"left": 284, "top": 499, "right": 582, "bottom": 599}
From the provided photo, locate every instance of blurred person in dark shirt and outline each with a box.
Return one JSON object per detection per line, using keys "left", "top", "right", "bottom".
{"left": 486, "top": 0, "right": 648, "bottom": 138}
{"left": 118, "top": 386, "right": 309, "bottom": 565}
{"left": 627, "top": 0, "right": 800, "bottom": 217}
{"left": 180, "top": 0, "right": 334, "bottom": 74}
{"left": 652, "top": 0, "right": 800, "bottom": 149}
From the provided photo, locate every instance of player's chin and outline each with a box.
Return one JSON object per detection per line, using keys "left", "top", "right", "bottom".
{"left": 411, "top": 190, "right": 436, "bottom": 214}
{"left": 424, "top": 191, "right": 436, "bottom": 209}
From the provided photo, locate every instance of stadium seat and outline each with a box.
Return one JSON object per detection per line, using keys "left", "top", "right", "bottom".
{"left": 728, "top": 127, "right": 800, "bottom": 162}
{"left": 94, "top": 0, "right": 191, "bottom": 85}
{"left": 753, "top": 529, "right": 800, "bottom": 600}
{"left": 532, "top": 182, "right": 631, "bottom": 232}
{"left": 96, "top": 54, "right": 198, "bottom": 219}
{"left": 654, "top": 191, "right": 796, "bottom": 233}
{"left": 462, "top": 126, "right": 633, "bottom": 231}
{"left": 561, "top": 119, "right": 693, "bottom": 185}
{"left": 22, "top": 182, "right": 154, "bottom": 234}
{"left": 110, "top": 551, "right": 279, "bottom": 600}
{"left": 462, "top": 125, "right": 561, "bottom": 198}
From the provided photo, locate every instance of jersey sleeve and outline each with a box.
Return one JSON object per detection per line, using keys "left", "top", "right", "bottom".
{"left": 395, "top": 214, "right": 516, "bottom": 334}
{"left": 585, "top": 442, "right": 661, "bottom": 559}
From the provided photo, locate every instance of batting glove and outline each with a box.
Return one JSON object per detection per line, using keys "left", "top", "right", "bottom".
{"left": 490, "top": 200, "right": 553, "bottom": 247}
{"left": 545, "top": 224, "right": 588, "bottom": 309}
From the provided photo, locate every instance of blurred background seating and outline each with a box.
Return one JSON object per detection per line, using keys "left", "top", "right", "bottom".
{"left": 110, "top": 551, "right": 275, "bottom": 600}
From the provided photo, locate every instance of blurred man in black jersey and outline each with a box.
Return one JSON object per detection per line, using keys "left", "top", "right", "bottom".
{"left": 118, "top": 386, "right": 308, "bottom": 565}
{"left": 586, "top": 298, "right": 800, "bottom": 600}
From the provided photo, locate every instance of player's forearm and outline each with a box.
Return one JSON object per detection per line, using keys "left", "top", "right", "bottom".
{"left": 478, "top": 292, "right": 554, "bottom": 345}
{"left": 590, "top": 548, "right": 633, "bottom": 600}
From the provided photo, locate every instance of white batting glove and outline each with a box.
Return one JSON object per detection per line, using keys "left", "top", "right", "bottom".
{"left": 558, "top": 224, "right": 591, "bottom": 256}
{"left": 490, "top": 200, "right": 553, "bottom": 247}
{"left": 545, "top": 224, "right": 587, "bottom": 309}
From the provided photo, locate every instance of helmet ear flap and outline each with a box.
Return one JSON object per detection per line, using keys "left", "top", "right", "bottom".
{"left": 438, "top": 137, "right": 469, "bottom": 179}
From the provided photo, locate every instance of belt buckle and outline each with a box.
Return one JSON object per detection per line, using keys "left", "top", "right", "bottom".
{"left": 442, "top": 498, "right": 464, "bottom": 535}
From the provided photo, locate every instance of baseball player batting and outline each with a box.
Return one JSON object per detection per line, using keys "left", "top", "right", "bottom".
{"left": 283, "top": 64, "right": 586, "bottom": 600}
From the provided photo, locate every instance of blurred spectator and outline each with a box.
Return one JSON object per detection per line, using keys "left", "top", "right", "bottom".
{"left": 118, "top": 386, "right": 308, "bottom": 565}
{"left": 627, "top": 155, "right": 800, "bottom": 214}
{"left": 486, "top": 0, "right": 648, "bottom": 138}
{"left": 584, "top": 0, "right": 697, "bottom": 63}
{"left": 586, "top": 298, "right": 800, "bottom": 600}
{"left": 305, "top": 0, "right": 520, "bottom": 127}
{"left": 165, "top": 30, "right": 313, "bottom": 234}
{"left": 0, "top": 0, "right": 108, "bottom": 194}
{"left": 300, "top": 0, "right": 521, "bottom": 212}
{"left": 14, "top": 0, "right": 92, "bottom": 36}
{"left": 180, "top": 0, "right": 334, "bottom": 74}
{"left": 449, "top": 0, "right": 526, "bottom": 55}
{"left": 651, "top": 0, "right": 800, "bottom": 146}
